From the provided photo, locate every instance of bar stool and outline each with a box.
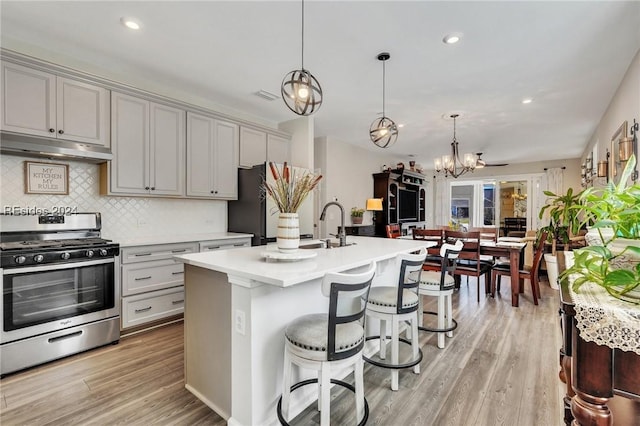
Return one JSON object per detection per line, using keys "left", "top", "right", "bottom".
{"left": 277, "top": 262, "right": 376, "bottom": 426}
{"left": 410, "top": 241, "right": 463, "bottom": 349}
{"left": 364, "top": 249, "right": 427, "bottom": 391}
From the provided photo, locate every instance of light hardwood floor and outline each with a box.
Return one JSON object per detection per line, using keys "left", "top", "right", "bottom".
{"left": 0, "top": 277, "right": 563, "bottom": 426}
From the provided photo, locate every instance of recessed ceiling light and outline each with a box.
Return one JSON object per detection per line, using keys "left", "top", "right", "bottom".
{"left": 443, "top": 33, "right": 462, "bottom": 44}
{"left": 398, "top": 124, "right": 405, "bottom": 128}
{"left": 522, "top": 98, "right": 533, "bottom": 104}
{"left": 120, "top": 17, "right": 142, "bottom": 30}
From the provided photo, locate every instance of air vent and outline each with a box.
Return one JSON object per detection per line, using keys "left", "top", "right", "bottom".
{"left": 254, "top": 90, "right": 280, "bottom": 101}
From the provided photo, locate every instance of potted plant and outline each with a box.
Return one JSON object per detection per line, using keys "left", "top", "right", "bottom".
{"left": 263, "top": 162, "right": 322, "bottom": 252}
{"left": 350, "top": 207, "right": 365, "bottom": 224}
{"left": 561, "top": 154, "right": 640, "bottom": 303}
{"left": 538, "top": 187, "right": 584, "bottom": 289}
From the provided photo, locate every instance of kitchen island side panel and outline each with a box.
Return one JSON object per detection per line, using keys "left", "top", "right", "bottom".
{"left": 184, "top": 265, "right": 231, "bottom": 419}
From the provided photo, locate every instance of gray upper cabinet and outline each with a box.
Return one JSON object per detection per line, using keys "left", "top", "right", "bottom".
{"left": 107, "top": 92, "right": 185, "bottom": 197}
{"left": 239, "top": 126, "right": 290, "bottom": 168}
{"left": 267, "top": 133, "right": 290, "bottom": 165}
{"left": 1, "top": 62, "right": 110, "bottom": 146}
{"left": 187, "top": 112, "right": 238, "bottom": 199}
{"left": 239, "top": 126, "right": 267, "bottom": 168}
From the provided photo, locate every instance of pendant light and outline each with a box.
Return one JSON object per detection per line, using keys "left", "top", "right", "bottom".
{"left": 370, "top": 52, "right": 398, "bottom": 148}
{"left": 281, "top": 0, "right": 322, "bottom": 116}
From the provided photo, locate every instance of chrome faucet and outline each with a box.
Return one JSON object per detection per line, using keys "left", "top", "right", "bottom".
{"left": 319, "top": 201, "right": 347, "bottom": 247}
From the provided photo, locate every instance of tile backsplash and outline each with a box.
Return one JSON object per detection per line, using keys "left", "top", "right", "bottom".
{"left": 0, "top": 155, "right": 227, "bottom": 241}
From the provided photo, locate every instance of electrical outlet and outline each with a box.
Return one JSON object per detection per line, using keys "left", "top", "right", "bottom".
{"left": 235, "top": 309, "right": 246, "bottom": 335}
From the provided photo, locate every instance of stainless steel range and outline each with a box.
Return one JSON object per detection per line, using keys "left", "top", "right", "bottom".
{"left": 0, "top": 212, "right": 120, "bottom": 376}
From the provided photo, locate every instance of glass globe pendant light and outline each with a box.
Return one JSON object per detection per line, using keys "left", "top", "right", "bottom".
{"left": 281, "top": 0, "right": 322, "bottom": 116}
{"left": 370, "top": 52, "right": 398, "bottom": 148}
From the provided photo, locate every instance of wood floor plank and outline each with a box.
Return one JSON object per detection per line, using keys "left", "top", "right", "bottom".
{"left": 0, "top": 277, "right": 563, "bottom": 426}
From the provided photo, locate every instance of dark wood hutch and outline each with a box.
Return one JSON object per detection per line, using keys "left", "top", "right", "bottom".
{"left": 372, "top": 169, "right": 427, "bottom": 237}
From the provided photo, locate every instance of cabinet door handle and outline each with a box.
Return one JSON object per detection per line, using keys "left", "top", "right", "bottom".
{"left": 58, "top": 129, "right": 64, "bottom": 134}
{"left": 135, "top": 253, "right": 152, "bottom": 257}
{"left": 144, "top": 186, "right": 150, "bottom": 190}
{"left": 135, "top": 276, "right": 152, "bottom": 281}
{"left": 49, "top": 128, "right": 55, "bottom": 133}
{"left": 135, "top": 306, "right": 152, "bottom": 313}
{"left": 210, "top": 190, "right": 214, "bottom": 194}
{"left": 151, "top": 187, "right": 155, "bottom": 190}
{"left": 171, "top": 271, "right": 184, "bottom": 275}
{"left": 172, "top": 299, "right": 184, "bottom": 305}
{"left": 171, "top": 249, "right": 187, "bottom": 253}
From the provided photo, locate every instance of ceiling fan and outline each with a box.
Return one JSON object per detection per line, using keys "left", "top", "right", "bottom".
{"left": 475, "top": 152, "right": 508, "bottom": 168}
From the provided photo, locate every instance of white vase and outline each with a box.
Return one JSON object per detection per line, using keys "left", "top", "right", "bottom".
{"left": 544, "top": 253, "right": 559, "bottom": 290}
{"left": 277, "top": 212, "right": 300, "bottom": 252}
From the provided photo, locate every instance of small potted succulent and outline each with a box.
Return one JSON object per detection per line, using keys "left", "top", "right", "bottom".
{"left": 561, "top": 154, "right": 640, "bottom": 303}
{"left": 350, "top": 207, "right": 365, "bottom": 224}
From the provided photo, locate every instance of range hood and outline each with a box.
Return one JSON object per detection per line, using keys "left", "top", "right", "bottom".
{"left": 1, "top": 131, "right": 113, "bottom": 163}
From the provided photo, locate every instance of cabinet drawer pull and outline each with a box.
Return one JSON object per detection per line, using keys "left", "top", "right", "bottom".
{"left": 234, "top": 243, "right": 246, "bottom": 247}
{"left": 172, "top": 299, "right": 184, "bottom": 305}
{"left": 171, "top": 249, "right": 187, "bottom": 253}
{"left": 135, "top": 306, "right": 152, "bottom": 313}
{"left": 206, "top": 246, "right": 221, "bottom": 250}
{"left": 171, "top": 271, "right": 184, "bottom": 275}
{"left": 135, "top": 253, "right": 152, "bottom": 257}
{"left": 135, "top": 276, "right": 152, "bottom": 281}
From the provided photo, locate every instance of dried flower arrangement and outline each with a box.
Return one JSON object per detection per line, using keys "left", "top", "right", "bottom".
{"left": 263, "top": 162, "right": 322, "bottom": 213}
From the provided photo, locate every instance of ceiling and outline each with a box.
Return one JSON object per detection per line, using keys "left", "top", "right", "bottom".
{"left": 2, "top": 1, "right": 639, "bottom": 169}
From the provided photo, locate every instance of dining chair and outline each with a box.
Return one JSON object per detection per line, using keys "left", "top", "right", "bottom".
{"left": 491, "top": 231, "right": 548, "bottom": 305}
{"left": 278, "top": 262, "right": 376, "bottom": 426}
{"left": 413, "top": 228, "right": 444, "bottom": 271}
{"left": 443, "top": 230, "right": 492, "bottom": 302}
{"left": 385, "top": 223, "right": 401, "bottom": 238}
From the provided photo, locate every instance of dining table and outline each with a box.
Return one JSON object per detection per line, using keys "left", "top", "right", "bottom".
{"left": 479, "top": 239, "right": 527, "bottom": 307}
{"left": 401, "top": 234, "right": 527, "bottom": 307}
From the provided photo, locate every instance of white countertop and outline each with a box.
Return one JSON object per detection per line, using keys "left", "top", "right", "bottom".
{"left": 113, "top": 232, "right": 253, "bottom": 248}
{"left": 175, "top": 236, "right": 434, "bottom": 288}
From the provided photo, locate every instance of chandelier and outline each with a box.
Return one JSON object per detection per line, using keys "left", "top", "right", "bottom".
{"left": 281, "top": 0, "right": 322, "bottom": 116}
{"left": 434, "top": 114, "right": 476, "bottom": 178}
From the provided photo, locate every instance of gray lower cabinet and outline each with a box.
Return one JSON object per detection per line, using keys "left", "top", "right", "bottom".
{"left": 120, "top": 237, "right": 251, "bottom": 330}
{"left": 120, "top": 242, "right": 197, "bottom": 330}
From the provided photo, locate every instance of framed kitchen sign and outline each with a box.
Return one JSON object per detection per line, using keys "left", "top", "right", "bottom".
{"left": 24, "top": 161, "right": 69, "bottom": 195}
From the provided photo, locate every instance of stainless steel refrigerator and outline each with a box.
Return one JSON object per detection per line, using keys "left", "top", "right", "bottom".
{"left": 228, "top": 163, "right": 315, "bottom": 246}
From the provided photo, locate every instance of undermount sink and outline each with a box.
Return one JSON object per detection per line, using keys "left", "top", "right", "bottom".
{"left": 299, "top": 241, "right": 357, "bottom": 249}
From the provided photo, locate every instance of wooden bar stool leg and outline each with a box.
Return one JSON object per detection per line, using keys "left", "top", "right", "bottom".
{"left": 379, "top": 319, "right": 387, "bottom": 360}
{"left": 320, "top": 363, "right": 331, "bottom": 425}
{"left": 281, "top": 350, "right": 292, "bottom": 421}
{"left": 411, "top": 317, "right": 420, "bottom": 374}
{"left": 355, "top": 358, "right": 365, "bottom": 423}
{"left": 391, "top": 319, "right": 399, "bottom": 391}
{"left": 437, "top": 295, "right": 445, "bottom": 349}
{"left": 446, "top": 294, "right": 454, "bottom": 338}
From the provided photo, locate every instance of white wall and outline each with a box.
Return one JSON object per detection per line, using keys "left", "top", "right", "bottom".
{"left": 582, "top": 48, "right": 640, "bottom": 184}
{"left": 0, "top": 155, "right": 227, "bottom": 242}
{"left": 279, "top": 116, "right": 314, "bottom": 170}
{"left": 314, "top": 136, "right": 404, "bottom": 237}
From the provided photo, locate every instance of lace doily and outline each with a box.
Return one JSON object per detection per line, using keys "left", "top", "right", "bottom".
{"left": 569, "top": 280, "right": 640, "bottom": 355}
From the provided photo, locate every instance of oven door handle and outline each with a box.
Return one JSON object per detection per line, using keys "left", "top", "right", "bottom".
{"left": 2, "top": 258, "right": 115, "bottom": 275}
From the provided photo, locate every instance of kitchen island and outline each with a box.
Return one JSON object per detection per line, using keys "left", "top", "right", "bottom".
{"left": 175, "top": 236, "right": 433, "bottom": 426}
